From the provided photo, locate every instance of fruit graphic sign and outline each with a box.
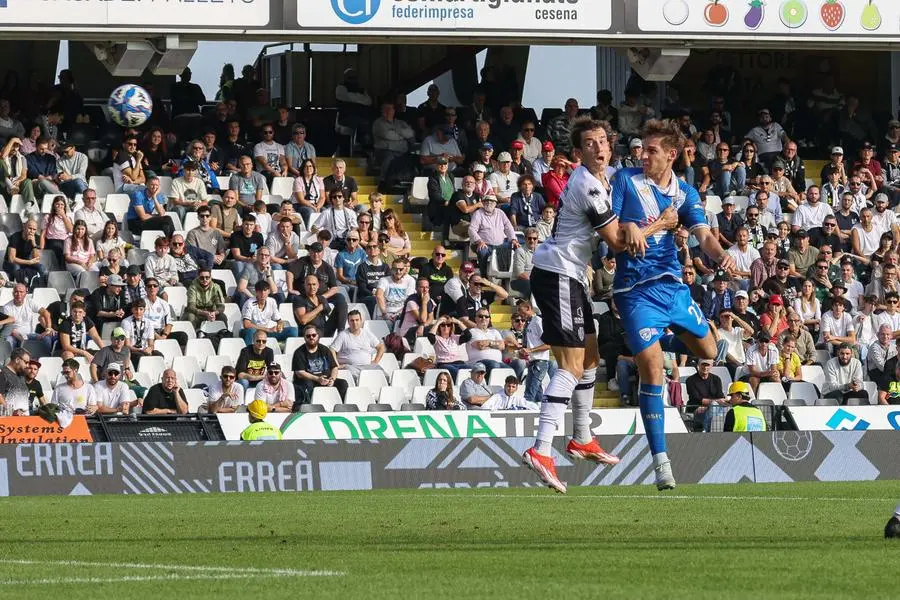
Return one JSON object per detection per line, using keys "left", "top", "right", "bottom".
{"left": 640, "top": 0, "right": 896, "bottom": 35}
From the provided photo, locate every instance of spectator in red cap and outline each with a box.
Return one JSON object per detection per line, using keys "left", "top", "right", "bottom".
{"left": 509, "top": 140, "right": 533, "bottom": 176}
{"left": 532, "top": 140, "right": 555, "bottom": 182}
{"left": 440, "top": 261, "right": 475, "bottom": 317}
{"left": 759, "top": 294, "right": 789, "bottom": 338}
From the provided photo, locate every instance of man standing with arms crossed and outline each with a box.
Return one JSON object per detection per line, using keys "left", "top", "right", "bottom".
{"left": 611, "top": 119, "right": 734, "bottom": 490}
{"left": 523, "top": 117, "right": 679, "bottom": 494}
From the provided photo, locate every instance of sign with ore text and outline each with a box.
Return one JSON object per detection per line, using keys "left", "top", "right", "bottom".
{"left": 300, "top": 0, "right": 612, "bottom": 34}
{"left": 216, "top": 408, "right": 687, "bottom": 441}
{"left": 0, "top": 416, "right": 93, "bottom": 444}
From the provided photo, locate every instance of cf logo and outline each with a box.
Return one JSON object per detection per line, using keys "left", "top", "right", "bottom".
{"left": 332, "top": 0, "right": 380, "bottom": 24}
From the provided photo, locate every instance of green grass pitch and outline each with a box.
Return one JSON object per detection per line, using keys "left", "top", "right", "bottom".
{"left": 0, "top": 481, "right": 895, "bottom": 599}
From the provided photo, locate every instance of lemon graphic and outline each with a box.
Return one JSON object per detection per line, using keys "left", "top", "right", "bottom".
{"left": 780, "top": 0, "right": 808, "bottom": 28}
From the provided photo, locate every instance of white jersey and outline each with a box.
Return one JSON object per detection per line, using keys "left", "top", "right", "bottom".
{"left": 532, "top": 165, "right": 614, "bottom": 289}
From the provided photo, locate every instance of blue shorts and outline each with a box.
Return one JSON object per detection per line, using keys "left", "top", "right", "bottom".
{"left": 614, "top": 279, "right": 709, "bottom": 355}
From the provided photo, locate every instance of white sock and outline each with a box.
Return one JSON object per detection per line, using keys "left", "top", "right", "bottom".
{"left": 653, "top": 451, "right": 670, "bottom": 468}
{"left": 571, "top": 367, "right": 596, "bottom": 444}
{"left": 533, "top": 370, "right": 578, "bottom": 455}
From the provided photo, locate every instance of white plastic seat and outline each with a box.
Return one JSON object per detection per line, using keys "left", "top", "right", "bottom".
{"left": 32, "top": 287, "right": 60, "bottom": 307}
{"left": 412, "top": 385, "right": 430, "bottom": 404}
{"left": 401, "top": 353, "right": 422, "bottom": 368}
{"left": 218, "top": 338, "right": 248, "bottom": 362}
{"left": 366, "top": 320, "right": 391, "bottom": 339}
{"left": 344, "top": 386, "right": 375, "bottom": 410}
{"left": 390, "top": 369, "right": 421, "bottom": 400}
{"left": 709, "top": 366, "right": 733, "bottom": 389}
{"left": 205, "top": 355, "right": 235, "bottom": 375}
{"left": 171, "top": 355, "right": 200, "bottom": 388}
{"left": 455, "top": 368, "right": 472, "bottom": 385}
{"left": 88, "top": 176, "right": 115, "bottom": 199}
{"left": 211, "top": 269, "right": 237, "bottom": 297}
{"left": 153, "top": 338, "right": 183, "bottom": 366}
{"left": 348, "top": 303, "right": 371, "bottom": 321}
{"left": 139, "top": 230, "right": 165, "bottom": 250}
{"left": 40, "top": 194, "right": 68, "bottom": 215}
{"left": 756, "top": 382, "right": 787, "bottom": 406}
{"left": 378, "top": 386, "right": 406, "bottom": 410}
{"left": 303, "top": 390, "right": 337, "bottom": 413}
{"left": 137, "top": 355, "right": 166, "bottom": 384}
{"left": 283, "top": 336, "right": 304, "bottom": 359}
{"left": 103, "top": 193, "right": 132, "bottom": 223}
{"left": 357, "top": 369, "right": 388, "bottom": 398}
{"left": 271, "top": 177, "right": 295, "bottom": 200}
{"left": 377, "top": 353, "right": 399, "bottom": 377}
{"left": 704, "top": 194, "right": 722, "bottom": 215}
{"left": 800, "top": 365, "right": 826, "bottom": 392}
{"left": 488, "top": 367, "right": 516, "bottom": 387}
{"left": 216, "top": 175, "right": 231, "bottom": 190}
{"left": 487, "top": 248, "right": 513, "bottom": 280}
{"left": 170, "top": 320, "right": 200, "bottom": 342}
{"left": 413, "top": 337, "right": 436, "bottom": 357}
{"left": 789, "top": 382, "right": 819, "bottom": 406}
{"left": 222, "top": 303, "right": 242, "bottom": 332}
{"left": 192, "top": 371, "right": 220, "bottom": 390}
{"left": 164, "top": 286, "right": 187, "bottom": 319}
{"left": 863, "top": 380, "right": 877, "bottom": 405}
{"left": 409, "top": 177, "right": 429, "bottom": 206}
{"left": 279, "top": 302, "right": 298, "bottom": 327}
{"left": 678, "top": 366, "right": 697, "bottom": 382}
{"left": 183, "top": 388, "right": 207, "bottom": 413}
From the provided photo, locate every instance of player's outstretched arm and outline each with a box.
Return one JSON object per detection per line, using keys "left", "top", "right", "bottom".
{"left": 694, "top": 226, "right": 735, "bottom": 272}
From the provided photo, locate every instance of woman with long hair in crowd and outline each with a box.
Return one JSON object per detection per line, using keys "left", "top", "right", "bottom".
{"left": 356, "top": 212, "right": 377, "bottom": 246}
{"left": 63, "top": 219, "right": 96, "bottom": 280}
{"left": 739, "top": 141, "right": 767, "bottom": 192}
{"left": 293, "top": 158, "right": 326, "bottom": 224}
{"left": 380, "top": 208, "right": 410, "bottom": 258}
{"left": 141, "top": 127, "right": 170, "bottom": 175}
{"left": 430, "top": 315, "right": 469, "bottom": 380}
{"left": 18, "top": 123, "right": 41, "bottom": 155}
{"left": 0, "top": 137, "right": 36, "bottom": 217}
{"left": 425, "top": 371, "right": 464, "bottom": 410}
{"left": 95, "top": 219, "right": 131, "bottom": 265}
{"left": 792, "top": 279, "right": 822, "bottom": 340}
{"left": 40, "top": 195, "right": 72, "bottom": 267}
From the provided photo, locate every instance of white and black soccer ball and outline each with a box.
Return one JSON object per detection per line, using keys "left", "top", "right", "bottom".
{"left": 108, "top": 84, "right": 153, "bottom": 128}
{"left": 772, "top": 431, "right": 813, "bottom": 462}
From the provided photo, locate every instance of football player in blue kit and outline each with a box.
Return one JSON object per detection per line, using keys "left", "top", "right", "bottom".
{"left": 612, "top": 119, "right": 735, "bottom": 490}
{"left": 523, "top": 117, "right": 679, "bottom": 493}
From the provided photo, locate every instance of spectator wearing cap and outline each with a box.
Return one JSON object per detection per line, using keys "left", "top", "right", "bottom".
{"left": 700, "top": 141, "right": 745, "bottom": 199}
{"left": 823, "top": 342, "right": 867, "bottom": 404}
{"left": 470, "top": 162, "right": 493, "bottom": 199}
{"left": 168, "top": 160, "right": 209, "bottom": 223}
{"left": 418, "top": 244, "right": 454, "bottom": 302}
{"left": 90, "top": 326, "right": 132, "bottom": 382}
{"left": 769, "top": 160, "right": 800, "bottom": 211}
{"left": 471, "top": 143, "right": 496, "bottom": 177}
{"left": 89, "top": 273, "right": 127, "bottom": 329}
{"left": 287, "top": 241, "right": 347, "bottom": 319}
{"left": 440, "top": 261, "right": 475, "bottom": 317}
{"left": 763, "top": 256, "right": 798, "bottom": 303}
{"left": 58, "top": 299, "right": 103, "bottom": 361}
{"left": 123, "top": 263, "right": 148, "bottom": 307}
{"left": 759, "top": 294, "right": 789, "bottom": 339}
{"left": 792, "top": 187, "right": 832, "bottom": 240}
{"left": 821, "top": 293, "right": 856, "bottom": 355}
{"left": 715, "top": 197, "right": 744, "bottom": 249}
{"left": 241, "top": 279, "right": 297, "bottom": 347}
{"left": 532, "top": 140, "right": 555, "bottom": 183}
{"left": 126, "top": 175, "right": 175, "bottom": 239}
{"left": 882, "top": 143, "right": 900, "bottom": 201}
{"left": 292, "top": 324, "right": 346, "bottom": 407}
{"left": 203, "top": 365, "right": 244, "bottom": 414}
{"left": 516, "top": 121, "right": 541, "bottom": 163}
{"left": 622, "top": 138, "right": 643, "bottom": 169}
{"left": 421, "top": 124, "right": 464, "bottom": 174}
{"left": 332, "top": 309, "right": 385, "bottom": 380}
{"left": 92, "top": 362, "right": 137, "bottom": 415}
{"left": 853, "top": 141, "right": 883, "bottom": 186}
{"left": 509, "top": 175, "right": 545, "bottom": 230}
{"left": 702, "top": 269, "right": 734, "bottom": 321}
{"left": 468, "top": 193, "right": 519, "bottom": 275}
{"left": 508, "top": 140, "right": 533, "bottom": 177}
{"left": 253, "top": 361, "right": 294, "bottom": 413}
{"left": 459, "top": 363, "right": 494, "bottom": 408}
{"left": 489, "top": 152, "right": 519, "bottom": 207}
{"left": 787, "top": 228, "right": 817, "bottom": 279}
{"left": 743, "top": 331, "right": 780, "bottom": 394}
{"left": 425, "top": 157, "right": 456, "bottom": 230}
{"left": 744, "top": 108, "right": 788, "bottom": 167}
{"left": 541, "top": 154, "right": 571, "bottom": 209}
{"left": 373, "top": 99, "right": 416, "bottom": 182}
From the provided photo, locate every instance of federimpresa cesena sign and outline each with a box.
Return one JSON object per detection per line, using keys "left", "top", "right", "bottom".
{"left": 300, "top": 0, "right": 612, "bottom": 35}
{"left": 788, "top": 405, "right": 900, "bottom": 432}
{"left": 216, "top": 408, "right": 687, "bottom": 441}
{"left": 637, "top": 0, "right": 897, "bottom": 36}
{"left": 0, "top": 0, "right": 270, "bottom": 27}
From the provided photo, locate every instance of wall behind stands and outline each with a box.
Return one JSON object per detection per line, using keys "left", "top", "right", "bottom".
{"left": 2, "top": 431, "right": 898, "bottom": 497}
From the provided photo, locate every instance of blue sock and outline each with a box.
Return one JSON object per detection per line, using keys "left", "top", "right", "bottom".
{"left": 659, "top": 333, "right": 690, "bottom": 355}
{"left": 638, "top": 383, "right": 667, "bottom": 456}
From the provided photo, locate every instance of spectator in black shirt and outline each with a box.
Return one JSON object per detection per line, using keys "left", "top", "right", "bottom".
{"left": 456, "top": 275, "right": 507, "bottom": 328}
{"left": 596, "top": 298, "right": 628, "bottom": 386}
{"left": 59, "top": 300, "right": 103, "bottom": 361}
{"left": 236, "top": 330, "right": 275, "bottom": 391}
{"left": 322, "top": 159, "right": 359, "bottom": 210}
{"left": 355, "top": 242, "right": 390, "bottom": 318}
{"left": 681, "top": 265, "right": 705, "bottom": 305}
{"left": 4, "top": 218, "right": 45, "bottom": 285}
{"left": 229, "top": 216, "right": 264, "bottom": 278}
{"left": 418, "top": 245, "right": 454, "bottom": 302}
{"left": 88, "top": 273, "right": 126, "bottom": 329}
{"left": 810, "top": 216, "right": 844, "bottom": 254}
{"left": 220, "top": 119, "right": 248, "bottom": 175}
{"left": 716, "top": 197, "right": 744, "bottom": 248}
{"left": 291, "top": 325, "right": 346, "bottom": 407}
{"left": 142, "top": 368, "right": 188, "bottom": 414}
{"left": 685, "top": 359, "right": 727, "bottom": 431}
{"left": 23, "top": 359, "right": 45, "bottom": 414}
{"left": 286, "top": 242, "right": 347, "bottom": 330}
{"left": 169, "top": 67, "right": 205, "bottom": 118}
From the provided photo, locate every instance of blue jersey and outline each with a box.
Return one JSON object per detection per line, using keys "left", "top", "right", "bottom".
{"left": 611, "top": 168, "right": 708, "bottom": 293}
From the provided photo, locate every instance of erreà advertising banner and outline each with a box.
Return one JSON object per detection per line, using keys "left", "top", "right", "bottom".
{"left": 217, "top": 408, "right": 687, "bottom": 441}
{"left": 789, "top": 405, "right": 900, "bottom": 432}
{"left": 301, "top": 0, "right": 612, "bottom": 34}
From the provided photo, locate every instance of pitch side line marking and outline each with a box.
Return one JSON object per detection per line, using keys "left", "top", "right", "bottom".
{"left": 0, "top": 559, "right": 344, "bottom": 580}
{"left": 412, "top": 493, "right": 897, "bottom": 502}
{"left": 0, "top": 573, "right": 338, "bottom": 586}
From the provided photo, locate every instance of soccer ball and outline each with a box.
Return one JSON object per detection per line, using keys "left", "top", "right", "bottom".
{"left": 108, "top": 84, "right": 153, "bottom": 128}
{"left": 772, "top": 431, "right": 813, "bottom": 462}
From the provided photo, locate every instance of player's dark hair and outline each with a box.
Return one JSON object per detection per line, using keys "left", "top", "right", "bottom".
{"left": 570, "top": 117, "right": 612, "bottom": 152}
{"left": 641, "top": 119, "right": 686, "bottom": 155}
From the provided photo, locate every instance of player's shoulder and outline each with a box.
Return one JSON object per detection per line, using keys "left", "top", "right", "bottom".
{"left": 613, "top": 167, "right": 643, "bottom": 186}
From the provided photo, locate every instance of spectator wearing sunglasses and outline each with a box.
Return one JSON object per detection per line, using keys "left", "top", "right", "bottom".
{"left": 418, "top": 245, "right": 454, "bottom": 302}
{"left": 252, "top": 122, "right": 287, "bottom": 186}
{"left": 291, "top": 324, "right": 346, "bottom": 406}
{"left": 204, "top": 366, "right": 244, "bottom": 414}
{"left": 235, "top": 331, "right": 275, "bottom": 391}
{"left": 511, "top": 229, "right": 538, "bottom": 298}
{"left": 254, "top": 362, "right": 295, "bottom": 413}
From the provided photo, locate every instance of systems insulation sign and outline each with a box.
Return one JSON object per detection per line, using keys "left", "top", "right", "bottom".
{"left": 0, "top": 0, "right": 270, "bottom": 27}
{"left": 301, "top": 0, "right": 612, "bottom": 34}
{"left": 639, "top": 0, "right": 896, "bottom": 36}
{"left": 216, "top": 409, "right": 687, "bottom": 441}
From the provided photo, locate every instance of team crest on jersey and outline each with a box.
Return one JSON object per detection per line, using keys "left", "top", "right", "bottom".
{"left": 588, "top": 188, "right": 602, "bottom": 198}
{"left": 639, "top": 327, "right": 657, "bottom": 342}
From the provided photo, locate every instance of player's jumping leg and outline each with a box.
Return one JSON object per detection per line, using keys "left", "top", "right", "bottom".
{"left": 886, "top": 502, "right": 900, "bottom": 538}
{"left": 633, "top": 342, "right": 676, "bottom": 490}
{"left": 566, "top": 336, "right": 620, "bottom": 465}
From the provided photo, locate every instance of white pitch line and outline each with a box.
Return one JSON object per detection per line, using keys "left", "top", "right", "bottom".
{"left": 0, "top": 559, "right": 343, "bottom": 578}
{"left": 405, "top": 493, "right": 898, "bottom": 502}
{"left": 0, "top": 573, "right": 334, "bottom": 586}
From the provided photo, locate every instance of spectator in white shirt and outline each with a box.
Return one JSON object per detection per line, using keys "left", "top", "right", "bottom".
{"left": 331, "top": 310, "right": 385, "bottom": 379}
{"left": 253, "top": 361, "right": 295, "bottom": 412}
{"left": 744, "top": 331, "right": 780, "bottom": 394}
{"left": 479, "top": 375, "right": 538, "bottom": 411}
{"left": 726, "top": 227, "right": 760, "bottom": 289}
{"left": 871, "top": 192, "right": 900, "bottom": 239}
{"left": 73, "top": 188, "right": 106, "bottom": 241}
{"left": 266, "top": 216, "right": 301, "bottom": 269}
{"left": 822, "top": 343, "right": 868, "bottom": 404}
{"left": 144, "top": 236, "right": 179, "bottom": 289}
{"left": 91, "top": 362, "right": 138, "bottom": 414}
{"left": 792, "top": 185, "right": 833, "bottom": 235}
{"left": 121, "top": 299, "right": 162, "bottom": 362}
{"left": 375, "top": 259, "right": 416, "bottom": 322}
{"left": 489, "top": 152, "right": 520, "bottom": 205}
{"left": 241, "top": 280, "right": 298, "bottom": 346}
{"left": 460, "top": 308, "right": 506, "bottom": 375}
{"left": 1, "top": 282, "right": 50, "bottom": 350}
{"left": 821, "top": 297, "right": 856, "bottom": 355}
{"left": 204, "top": 365, "right": 245, "bottom": 414}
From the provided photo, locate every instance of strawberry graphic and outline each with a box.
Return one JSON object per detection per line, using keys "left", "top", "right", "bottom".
{"left": 820, "top": 0, "right": 844, "bottom": 30}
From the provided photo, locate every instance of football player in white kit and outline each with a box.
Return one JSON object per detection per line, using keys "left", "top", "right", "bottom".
{"left": 523, "top": 117, "right": 678, "bottom": 493}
